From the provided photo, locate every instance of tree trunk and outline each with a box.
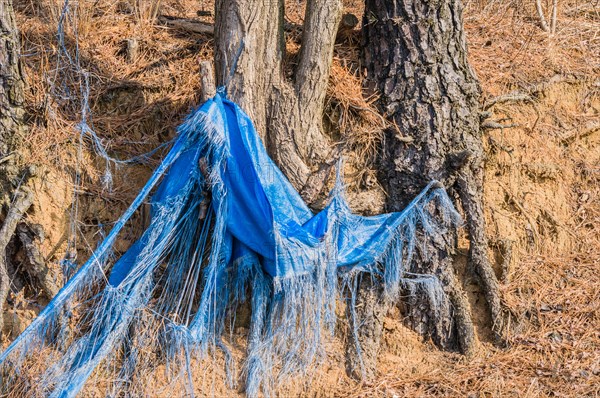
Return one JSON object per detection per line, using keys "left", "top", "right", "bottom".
{"left": 0, "top": 0, "right": 34, "bottom": 335}
{"left": 214, "top": 0, "right": 342, "bottom": 200}
{"left": 0, "top": 0, "right": 26, "bottom": 190}
{"left": 361, "top": 0, "right": 503, "bottom": 356}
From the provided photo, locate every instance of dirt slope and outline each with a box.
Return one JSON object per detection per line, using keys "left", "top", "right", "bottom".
{"left": 2, "top": 0, "right": 598, "bottom": 396}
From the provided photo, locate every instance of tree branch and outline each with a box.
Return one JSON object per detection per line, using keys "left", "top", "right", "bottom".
{"left": 295, "top": 0, "right": 343, "bottom": 107}
{"left": 535, "top": 0, "right": 550, "bottom": 32}
{"left": 158, "top": 15, "right": 213, "bottom": 34}
{"left": 550, "top": 0, "right": 558, "bottom": 35}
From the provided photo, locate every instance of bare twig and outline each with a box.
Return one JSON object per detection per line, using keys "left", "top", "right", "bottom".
{"left": 157, "top": 15, "right": 213, "bottom": 34}
{"left": 483, "top": 92, "right": 535, "bottom": 110}
{"left": 483, "top": 92, "right": 541, "bottom": 132}
{"left": 550, "top": 0, "right": 558, "bottom": 35}
{"left": 535, "top": 0, "right": 550, "bottom": 32}
{"left": 481, "top": 120, "right": 519, "bottom": 130}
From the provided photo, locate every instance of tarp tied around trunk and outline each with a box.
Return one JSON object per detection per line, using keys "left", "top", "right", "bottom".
{"left": 0, "top": 93, "right": 461, "bottom": 397}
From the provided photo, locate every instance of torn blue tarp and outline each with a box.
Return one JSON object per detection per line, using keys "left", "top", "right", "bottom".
{"left": 0, "top": 93, "right": 461, "bottom": 397}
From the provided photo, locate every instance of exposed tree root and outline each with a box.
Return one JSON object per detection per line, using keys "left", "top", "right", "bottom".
{"left": 345, "top": 274, "right": 387, "bottom": 380}
{"left": 0, "top": 187, "right": 33, "bottom": 333}
{"left": 458, "top": 173, "right": 506, "bottom": 342}
{"left": 17, "top": 223, "right": 59, "bottom": 299}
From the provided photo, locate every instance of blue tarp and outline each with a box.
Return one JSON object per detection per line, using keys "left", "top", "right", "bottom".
{"left": 0, "top": 93, "right": 460, "bottom": 397}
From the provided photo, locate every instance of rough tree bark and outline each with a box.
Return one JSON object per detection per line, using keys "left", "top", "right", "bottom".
{"left": 0, "top": 0, "right": 26, "bottom": 188}
{"left": 345, "top": 274, "right": 388, "bottom": 380}
{"left": 360, "top": 0, "right": 503, "bottom": 357}
{"left": 1, "top": 0, "right": 30, "bottom": 334}
{"left": 0, "top": 0, "right": 48, "bottom": 335}
{"left": 214, "top": 0, "right": 342, "bottom": 202}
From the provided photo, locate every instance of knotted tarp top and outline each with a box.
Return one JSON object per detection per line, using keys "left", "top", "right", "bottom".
{"left": 0, "top": 93, "right": 460, "bottom": 397}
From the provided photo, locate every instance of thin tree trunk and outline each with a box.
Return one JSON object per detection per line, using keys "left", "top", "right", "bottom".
{"left": 535, "top": 0, "right": 551, "bottom": 32}
{"left": 362, "top": 0, "right": 504, "bottom": 355}
{"left": 550, "top": 0, "right": 558, "bottom": 35}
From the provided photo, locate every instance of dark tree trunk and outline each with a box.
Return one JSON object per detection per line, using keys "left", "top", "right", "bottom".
{"left": 0, "top": 0, "right": 34, "bottom": 335}
{"left": 360, "top": 0, "right": 503, "bottom": 357}
{"left": 0, "top": 0, "right": 26, "bottom": 184}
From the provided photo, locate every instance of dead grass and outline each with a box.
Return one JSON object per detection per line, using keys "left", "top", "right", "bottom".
{"left": 348, "top": 251, "right": 600, "bottom": 397}
{"left": 3, "top": 0, "right": 599, "bottom": 397}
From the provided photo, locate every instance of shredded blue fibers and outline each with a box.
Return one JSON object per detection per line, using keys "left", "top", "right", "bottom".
{"left": 0, "top": 93, "right": 461, "bottom": 397}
